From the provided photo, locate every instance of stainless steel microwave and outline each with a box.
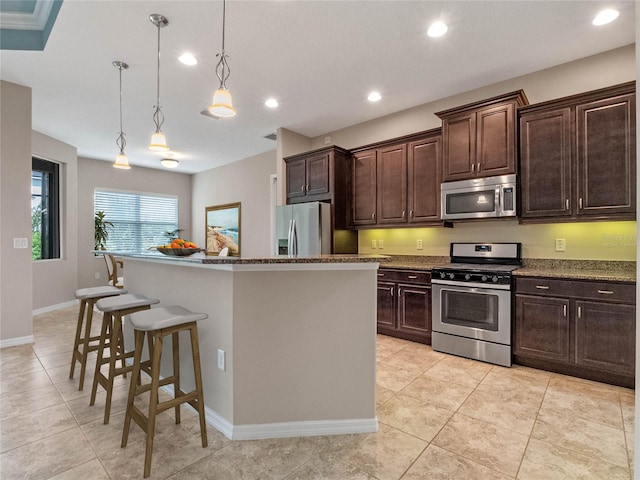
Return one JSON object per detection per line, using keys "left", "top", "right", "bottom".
{"left": 441, "top": 174, "right": 517, "bottom": 220}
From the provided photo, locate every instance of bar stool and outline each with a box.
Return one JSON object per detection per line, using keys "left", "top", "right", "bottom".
{"left": 69, "top": 286, "right": 127, "bottom": 390}
{"left": 91, "top": 293, "right": 159, "bottom": 424}
{"left": 121, "top": 306, "right": 208, "bottom": 478}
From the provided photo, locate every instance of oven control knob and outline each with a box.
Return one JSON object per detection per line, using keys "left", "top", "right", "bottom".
{"left": 448, "top": 273, "right": 455, "bottom": 280}
{"left": 440, "top": 272, "right": 446, "bottom": 279}
{"left": 464, "top": 274, "right": 471, "bottom": 281}
{"left": 492, "top": 275, "right": 499, "bottom": 283}
{"left": 481, "top": 275, "right": 488, "bottom": 282}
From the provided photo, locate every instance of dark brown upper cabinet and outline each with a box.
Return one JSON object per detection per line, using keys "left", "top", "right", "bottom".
{"left": 437, "top": 90, "right": 529, "bottom": 182}
{"left": 519, "top": 82, "right": 636, "bottom": 223}
{"left": 284, "top": 146, "right": 352, "bottom": 229}
{"left": 350, "top": 129, "right": 442, "bottom": 228}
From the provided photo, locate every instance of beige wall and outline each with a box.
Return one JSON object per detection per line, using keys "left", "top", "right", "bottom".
{"left": 0, "top": 81, "right": 33, "bottom": 343}
{"left": 32, "top": 131, "right": 78, "bottom": 310}
{"left": 280, "top": 45, "right": 637, "bottom": 260}
{"left": 191, "top": 150, "right": 276, "bottom": 257}
{"left": 76, "top": 157, "right": 193, "bottom": 289}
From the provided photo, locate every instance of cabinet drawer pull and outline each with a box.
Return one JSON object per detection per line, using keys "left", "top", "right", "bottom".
{"left": 535, "top": 285, "right": 550, "bottom": 290}
{"left": 565, "top": 199, "right": 569, "bottom": 210}
{"left": 407, "top": 275, "right": 418, "bottom": 279}
{"left": 377, "top": 273, "right": 385, "bottom": 277}
{"left": 563, "top": 304, "right": 567, "bottom": 317}
{"left": 597, "top": 290, "right": 614, "bottom": 295}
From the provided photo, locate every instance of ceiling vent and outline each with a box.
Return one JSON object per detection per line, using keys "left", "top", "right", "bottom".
{"left": 263, "top": 133, "right": 277, "bottom": 141}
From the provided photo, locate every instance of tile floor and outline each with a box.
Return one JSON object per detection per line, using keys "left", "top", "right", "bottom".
{"left": 0, "top": 305, "right": 635, "bottom": 479}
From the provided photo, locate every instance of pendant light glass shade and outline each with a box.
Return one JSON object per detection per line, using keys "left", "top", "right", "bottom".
{"left": 149, "top": 14, "right": 170, "bottom": 151}
{"left": 209, "top": 88, "right": 236, "bottom": 118}
{"left": 113, "top": 61, "right": 131, "bottom": 170}
{"left": 114, "top": 153, "right": 131, "bottom": 169}
{"left": 160, "top": 158, "right": 179, "bottom": 168}
{"left": 149, "top": 132, "right": 169, "bottom": 151}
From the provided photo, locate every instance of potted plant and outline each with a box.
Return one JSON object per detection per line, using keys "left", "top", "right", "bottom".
{"left": 95, "top": 211, "right": 113, "bottom": 250}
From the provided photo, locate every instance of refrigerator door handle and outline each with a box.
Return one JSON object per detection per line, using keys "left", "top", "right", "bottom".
{"left": 288, "top": 219, "right": 298, "bottom": 256}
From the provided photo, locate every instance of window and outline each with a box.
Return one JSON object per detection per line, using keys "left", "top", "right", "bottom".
{"left": 94, "top": 189, "right": 179, "bottom": 251}
{"left": 32, "top": 158, "right": 60, "bottom": 260}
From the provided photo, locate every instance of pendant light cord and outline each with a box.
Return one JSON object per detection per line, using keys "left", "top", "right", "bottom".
{"left": 152, "top": 18, "right": 165, "bottom": 132}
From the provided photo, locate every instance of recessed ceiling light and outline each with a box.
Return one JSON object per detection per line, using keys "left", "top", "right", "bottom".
{"left": 368, "top": 91, "right": 382, "bottom": 102}
{"left": 592, "top": 9, "right": 619, "bottom": 25}
{"left": 265, "top": 98, "right": 279, "bottom": 108}
{"left": 178, "top": 53, "right": 198, "bottom": 66}
{"left": 427, "top": 21, "right": 448, "bottom": 38}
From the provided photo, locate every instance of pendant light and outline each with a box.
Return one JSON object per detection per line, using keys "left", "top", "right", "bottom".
{"left": 208, "top": 0, "right": 236, "bottom": 118}
{"left": 149, "top": 14, "right": 170, "bottom": 151}
{"left": 113, "top": 61, "right": 131, "bottom": 169}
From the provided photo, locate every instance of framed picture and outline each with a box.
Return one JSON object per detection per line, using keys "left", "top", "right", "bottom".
{"left": 205, "top": 202, "right": 241, "bottom": 256}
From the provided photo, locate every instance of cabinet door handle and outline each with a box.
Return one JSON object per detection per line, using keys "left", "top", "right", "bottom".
{"left": 535, "top": 285, "right": 550, "bottom": 290}
{"left": 408, "top": 275, "right": 418, "bottom": 279}
{"left": 597, "top": 290, "right": 614, "bottom": 295}
{"left": 471, "top": 163, "right": 476, "bottom": 173}
{"left": 579, "top": 198, "right": 583, "bottom": 209}
{"left": 390, "top": 288, "right": 394, "bottom": 297}
{"left": 398, "top": 288, "right": 402, "bottom": 297}
{"left": 563, "top": 304, "right": 567, "bottom": 317}
{"left": 577, "top": 306, "right": 582, "bottom": 319}
{"left": 301, "top": 185, "right": 305, "bottom": 193}
{"left": 477, "top": 163, "right": 481, "bottom": 172}
{"left": 372, "top": 212, "right": 376, "bottom": 220}
{"left": 565, "top": 199, "right": 569, "bottom": 210}
{"left": 402, "top": 210, "right": 406, "bottom": 219}
{"left": 409, "top": 210, "right": 413, "bottom": 218}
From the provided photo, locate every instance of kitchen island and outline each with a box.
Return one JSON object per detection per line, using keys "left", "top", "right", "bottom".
{"left": 111, "top": 252, "right": 385, "bottom": 440}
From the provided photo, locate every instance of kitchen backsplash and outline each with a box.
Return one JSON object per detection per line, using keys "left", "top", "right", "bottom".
{"left": 358, "top": 219, "right": 637, "bottom": 261}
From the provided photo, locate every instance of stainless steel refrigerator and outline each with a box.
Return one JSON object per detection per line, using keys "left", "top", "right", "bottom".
{"left": 275, "top": 202, "right": 332, "bottom": 256}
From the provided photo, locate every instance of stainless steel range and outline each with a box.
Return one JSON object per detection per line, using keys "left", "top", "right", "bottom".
{"left": 431, "top": 242, "right": 522, "bottom": 367}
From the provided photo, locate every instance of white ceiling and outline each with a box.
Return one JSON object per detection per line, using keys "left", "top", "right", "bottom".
{"left": 0, "top": 1, "right": 636, "bottom": 174}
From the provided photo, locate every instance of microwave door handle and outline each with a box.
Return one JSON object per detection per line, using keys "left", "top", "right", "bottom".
{"left": 495, "top": 186, "right": 501, "bottom": 215}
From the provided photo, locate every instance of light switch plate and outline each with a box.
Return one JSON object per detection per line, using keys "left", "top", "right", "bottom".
{"left": 217, "top": 349, "right": 226, "bottom": 371}
{"left": 13, "top": 237, "right": 28, "bottom": 249}
{"left": 378, "top": 239, "right": 384, "bottom": 249}
{"left": 371, "top": 240, "right": 377, "bottom": 249}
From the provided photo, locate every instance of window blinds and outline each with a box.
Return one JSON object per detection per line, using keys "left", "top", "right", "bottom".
{"left": 94, "top": 189, "right": 178, "bottom": 251}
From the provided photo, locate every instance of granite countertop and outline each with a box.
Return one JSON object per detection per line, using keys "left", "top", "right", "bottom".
{"left": 99, "top": 250, "right": 389, "bottom": 265}
{"left": 379, "top": 255, "right": 636, "bottom": 282}
{"left": 515, "top": 259, "right": 636, "bottom": 283}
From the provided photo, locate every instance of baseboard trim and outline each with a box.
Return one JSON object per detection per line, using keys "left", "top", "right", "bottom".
{"left": 228, "top": 417, "right": 379, "bottom": 441}
{"left": 160, "top": 384, "right": 378, "bottom": 440}
{"left": 33, "top": 300, "right": 77, "bottom": 316}
{"left": 0, "top": 335, "right": 35, "bottom": 348}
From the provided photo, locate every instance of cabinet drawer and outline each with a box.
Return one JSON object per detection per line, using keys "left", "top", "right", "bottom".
{"left": 378, "top": 269, "right": 431, "bottom": 284}
{"left": 515, "top": 277, "right": 635, "bottom": 303}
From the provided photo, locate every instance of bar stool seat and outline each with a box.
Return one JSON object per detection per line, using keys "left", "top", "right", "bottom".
{"left": 91, "top": 293, "right": 159, "bottom": 424}
{"left": 122, "top": 306, "right": 208, "bottom": 478}
{"left": 69, "top": 286, "right": 127, "bottom": 390}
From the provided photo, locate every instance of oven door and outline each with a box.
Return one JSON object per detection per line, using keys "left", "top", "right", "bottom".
{"left": 432, "top": 282, "right": 511, "bottom": 345}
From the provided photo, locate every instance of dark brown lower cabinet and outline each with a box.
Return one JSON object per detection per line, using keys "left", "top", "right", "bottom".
{"left": 377, "top": 269, "right": 431, "bottom": 344}
{"left": 514, "top": 277, "right": 635, "bottom": 388}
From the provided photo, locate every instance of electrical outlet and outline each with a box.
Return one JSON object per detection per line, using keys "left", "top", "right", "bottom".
{"left": 416, "top": 239, "right": 423, "bottom": 250}
{"left": 217, "top": 349, "right": 226, "bottom": 371}
{"left": 94, "top": 272, "right": 101, "bottom": 279}
{"left": 371, "top": 239, "right": 377, "bottom": 249}
{"left": 324, "top": 136, "right": 332, "bottom": 145}
{"left": 378, "top": 239, "right": 384, "bottom": 249}
{"left": 555, "top": 238, "right": 566, "bottom": 252}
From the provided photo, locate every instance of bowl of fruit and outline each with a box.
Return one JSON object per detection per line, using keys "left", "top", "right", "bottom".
{"left": 155, "top": 239, "right": 203, "bottom": 257}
